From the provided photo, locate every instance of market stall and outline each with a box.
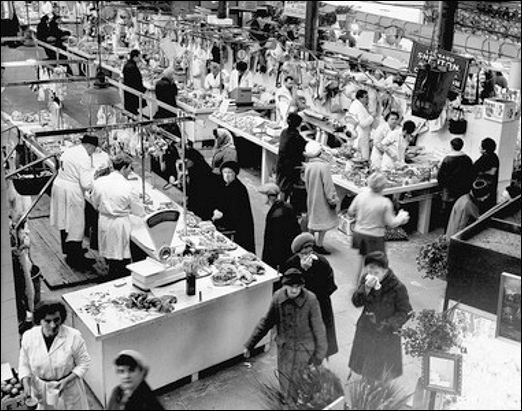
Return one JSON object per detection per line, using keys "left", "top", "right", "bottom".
{"left": 62, "top": 228, "right": 278, "bottom": 407}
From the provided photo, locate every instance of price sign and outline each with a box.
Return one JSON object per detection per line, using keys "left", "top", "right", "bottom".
{"left": 408, "top": 42, "right": 471, "bottom": 92}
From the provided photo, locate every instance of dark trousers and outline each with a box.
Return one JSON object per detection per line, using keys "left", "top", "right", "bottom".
{"left": 60, "top": 230, "right": 83, "bottom": 257}
{"left": 441, "top": 200, "right": 456, "bottom": 233}
{"left": 106, "top": 259, "right": 131, "bottom": 280}
{"left": 84, "top": 202, "right": 99, "bottom": 250}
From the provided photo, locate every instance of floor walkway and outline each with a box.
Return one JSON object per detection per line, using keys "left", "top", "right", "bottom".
{"left": 2, "top": 45, "right": 447, "bottom": 410}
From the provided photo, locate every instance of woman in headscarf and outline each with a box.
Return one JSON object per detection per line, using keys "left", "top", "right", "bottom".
{"left": 212, "top": 161, "right": 255, "bottom": 253}
{"left": 183, "top": 148, "right": 222, "bottom": 221}
{"left": 283, "top": 233, "right": 339, "bottom": 358}
{"left": 108, "top": 350, "right": 164, "bottom": 410}
{"left": 211, "top": 128, "right": 238, "bottom": 174}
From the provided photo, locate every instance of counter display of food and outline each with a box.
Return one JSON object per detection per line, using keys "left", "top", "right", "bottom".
{"left": 210, "top": 111, "right": 441, "bottom": 234}
{"left": 62, "top": 225, "right": 278, "bottom": 407}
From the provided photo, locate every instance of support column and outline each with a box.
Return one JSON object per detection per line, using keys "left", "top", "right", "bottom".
{"left": 437, "top": 1, "right": 458, "bottom": 51}
{"left": 305, "top": 1, "right": 319, "bottom": 53}
{"left": 218, "top": 1, "right": 227, "bottom": 19}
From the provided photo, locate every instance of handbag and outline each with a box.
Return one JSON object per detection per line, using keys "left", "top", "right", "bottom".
{"left": 448, "top": 107, "right": 467, "bottom": 135}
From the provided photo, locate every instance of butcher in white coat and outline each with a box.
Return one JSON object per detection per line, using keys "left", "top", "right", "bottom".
{"left": 18, "top": 300, "right": 90, "bottom": 410}
{"left": 50, "top": 135, "right": 98, "bottom": 270}
{"left": 348, "top": 89, "right": 375, "bottom": 161}
{"left": 91, "top": 153, "right": 142, "bottom": 280}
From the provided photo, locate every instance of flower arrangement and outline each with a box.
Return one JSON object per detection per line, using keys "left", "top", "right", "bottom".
{"left": 416, "top": 235, "right": 449, "bottom": 280}
{"left": 400, "top": 306, "right": 463, "bottom": 358}
{"left": 346, "top": 373, "right": 412, "bottom": 410}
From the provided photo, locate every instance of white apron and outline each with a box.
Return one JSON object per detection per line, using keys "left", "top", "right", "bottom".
{"left": 91, "top": 171, "right": 137, "bottom": 260}
{"left": 349, "top": 99, "right": 374, "bottom": 160}
{"left": 49, "top": 145, "right": 93, "bottom": 242}
{"left": 18, "top": 326, "right": 91, "bottom": 410}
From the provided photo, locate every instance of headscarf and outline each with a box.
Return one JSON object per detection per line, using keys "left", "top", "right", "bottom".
{"left": 215, "top": 128, "right": 234, "bottom": 150}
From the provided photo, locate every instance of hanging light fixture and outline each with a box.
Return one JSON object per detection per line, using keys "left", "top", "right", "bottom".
{"left": 81, "top": 1, "right": 120, "bottom": 109}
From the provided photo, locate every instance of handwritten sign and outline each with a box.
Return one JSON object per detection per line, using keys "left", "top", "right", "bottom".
{"left": 283, "top": 1, "right": 306, "bottom": 19}
{"left": 408, "top": 42, "right": 471, "bottom": 92}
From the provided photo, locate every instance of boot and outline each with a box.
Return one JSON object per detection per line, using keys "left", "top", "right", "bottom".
{"left": 65, "top": 242, "right": 94, "bottom": 271}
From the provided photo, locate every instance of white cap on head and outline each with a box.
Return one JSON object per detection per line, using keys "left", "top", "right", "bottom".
{"left": 304, "top": 141, "right": 322, "bottom": 158}
{"left": 42, "top": 2, "right": 53, "bottom": 16}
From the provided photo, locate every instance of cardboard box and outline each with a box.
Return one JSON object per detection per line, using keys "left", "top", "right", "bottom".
{"left": 483, "top": 98, "right": 518, "bottom": 123}
{"left": 230, "top": 87, "right": 252, "bottom": 104}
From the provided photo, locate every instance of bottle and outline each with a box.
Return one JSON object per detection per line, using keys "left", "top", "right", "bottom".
{"left": 186, "top": 272, "right": 196, "bottom": 296}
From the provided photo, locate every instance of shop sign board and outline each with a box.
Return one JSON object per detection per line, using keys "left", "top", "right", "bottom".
{"left": 283, "top": 1, "right": 306, "bottom": 19}
{"left": 409, "top": 42, "right": 471, "bottom": 92}
{"left": 483, "top": 98, "right": 519, "bottom": 123}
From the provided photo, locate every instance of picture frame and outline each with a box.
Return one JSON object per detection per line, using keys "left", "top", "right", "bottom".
{"left": 422, "top": 351, "right": 463, "bottom": 395}
{"left": 495, "top": 272, "right": 521, "bottom": 343}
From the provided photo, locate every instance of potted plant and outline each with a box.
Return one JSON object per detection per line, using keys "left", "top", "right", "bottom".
{"left": 416, "top": 235, "right": 449, "bottom": 280}
{"left": 346, "top": 374, "right": 412, "bottom": 410}
{"left": 258, "top": 365, "right": 344, "bottom": 410}
{"left": 400, "top": 306, "right": 464, "bottom": 409}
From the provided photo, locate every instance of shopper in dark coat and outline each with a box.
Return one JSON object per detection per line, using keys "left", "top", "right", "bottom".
{"left": 276, "top": 113, "right": 307, "bottom": 201}
{"left": 473, "top": 137, "right": 500, "bottom": 211}
{"left": 153, "top": 67, "right": 181, "bottom": 137}
{"left": 108, "top": 350, "right": 164, "bottom": 410}
{"left": 349, "top": 252, "right": 413, "bottom": 381}
{"left": 437, "top": 137, "right": 475, "bottom": 230}
{"left": 260, "top": 183, "right": 301, "bottom": 271}
{"left": 244, "top": 269, "right": 327, "bottom": 400}
{"left": 213, "top": 161, "right": 256, "bottom": 253}
{"left": 184, "top": 148, "right": 222, "bottom": 221}
{"left": 283, "top": 233, "right": 339, "bottom": 357}
{"left": 123, "top": 50, "right": 147, "bottom": 115}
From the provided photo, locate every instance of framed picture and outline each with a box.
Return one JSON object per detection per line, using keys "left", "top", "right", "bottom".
{"left": 422, "top": 351, "right": 463, "bottom": 395}
{"left": 495, "top": 272, "right": 521, "bottom": 343}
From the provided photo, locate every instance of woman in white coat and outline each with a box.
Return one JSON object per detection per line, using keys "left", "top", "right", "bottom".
{"left": 50, "top": 135, "right": 98, "bottom": 270}
{"left": 91, "top": 154, "right": 142, "bottom": 281}
{"left": 303, "top": 141, "right": 339, "bottom": 255}
{"left": 348, "top": 89, "right": 375, "bottom": 161}
{"left": 19, "top": 300, "right": 91, "bottom": 410}
{"left": 370, "top": 111, "right": 400, "bottom": 169}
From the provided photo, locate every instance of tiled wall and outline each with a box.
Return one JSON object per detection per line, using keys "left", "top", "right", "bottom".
{"left": 1, "top": 165, "right": 20, "bottom": 366}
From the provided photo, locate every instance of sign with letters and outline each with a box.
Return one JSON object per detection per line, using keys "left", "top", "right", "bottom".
{"left": 409, "top": 42, "right": 471, "bottom": 92}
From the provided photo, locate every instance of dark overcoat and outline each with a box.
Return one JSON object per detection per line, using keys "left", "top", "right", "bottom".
{"left": 122, "top": 59, "right": 146, "bottom": 115}
{"left": 107, "top": 381, "right": 164, "bottom": 410}
{"left": 262, "top": 201, "right": 301, "bottom": 270}
{"left": 245, "top": 288, "right": 327, "bottom": 399}
{"left": 217, "top": 178, "right": 255, "bottom": 253}
{"left": 283, "top": 254, "right": 338, "bottom": 357}
{"left": 349, "top": 270, "right": 412, "bottom": 380}
{"left": 276, "top": 127, "right": 307, "bottom": 195}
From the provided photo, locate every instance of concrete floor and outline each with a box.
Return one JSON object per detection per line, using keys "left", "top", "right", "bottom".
{"left": 2, "top": 45, "right": 447, "bottom": 410}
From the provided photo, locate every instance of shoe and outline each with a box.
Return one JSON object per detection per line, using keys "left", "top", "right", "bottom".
{"left": 313, "top": 245, "right": 331, "bottom": 255}
{"left": 66, "top": 256, "right": 95, "bottom": 271}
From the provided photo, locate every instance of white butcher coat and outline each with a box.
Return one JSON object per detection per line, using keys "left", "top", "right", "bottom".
{"left": 348, "top": 99, "right": 374, "bottom": 160}
{"left": 370, "top": 122, "right": 392, "bottom": 168}
{"left": 227, "top": 69, "right": 254, "bottom": 92}
{"left": 18, "top": 325, "right": 90, "bottom": 410}
{"left": 50, "top": 144, "right": 94, "bottom": 242}
{"left": 91, "top": 171, "right": 139, "bottom": 260}
{"left": 381, "top": 129, "right": 407, "bottom": 170}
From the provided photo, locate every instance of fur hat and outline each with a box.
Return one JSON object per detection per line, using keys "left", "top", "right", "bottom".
{"left": 364, "top": 251, "right": 389, "bottom": 268}
{"left": 281, "top": 268, "right": 305, "bottom": 285}
{"left": 291, "top": 232, "right": 315, "bottom": 254}
{"left": 220, "top": 161, "right": 240, "bottom": 175}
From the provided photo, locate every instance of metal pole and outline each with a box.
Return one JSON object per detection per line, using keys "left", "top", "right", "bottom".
{"left": 181, "top": 127, "right": 187, "bottom": 236}
{"left": 141, "top": 127, "right": 146, "bottom": 206}
{"left": 305, "top": 1, "right": 319, "bottom": 55}
{"left": 437, "top": 1, "right": 458, "bottom": 51}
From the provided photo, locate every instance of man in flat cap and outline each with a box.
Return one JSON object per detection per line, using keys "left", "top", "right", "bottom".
{"left": 50, "top": 135, "right": 98, "bottom": 269}
{"left": 259, "top": 182, "right": 301, "bottom": 272}
{"left": 244, "top": 268, "right": 327, "bottom": 401}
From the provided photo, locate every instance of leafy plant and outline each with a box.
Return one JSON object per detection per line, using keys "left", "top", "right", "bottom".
{"left": 400, "top": 306, "right": 462, "bottom": 358}
{"left": 416, "top": 235, "right": 449, "bottom": 280}
{"left": 258, "top": 365, "right": 344, "bottom": 410}
{"left": 346, "top": 373, "right": 412, "bottom": 410}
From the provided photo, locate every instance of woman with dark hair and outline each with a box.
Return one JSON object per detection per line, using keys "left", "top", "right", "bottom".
{"left": 473, "top": 137, "right": 500, "bottom": 211}
{"left": 18, "top": 300, "right": 91, "bottom": 409}
{"left": 183, "top": 148, "right": 222, "bottom": 221}
{"left": 349, "top": 252, "right": 412, "bottom": 381}
{"left": 108, "top": 350, "right": 164, "bottom": 410}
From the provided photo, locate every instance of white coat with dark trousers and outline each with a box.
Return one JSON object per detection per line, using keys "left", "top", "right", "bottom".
{"left": 50, "top": 144, "right": 93, "bottom": 242}
{"left": 90, "top": 171, "right": 139, "bottom": 260}
{"left": 349, "top": 99, "right": 374, "bottom": 160}
{"left": 304, "top": 158, "right": 339, "bottom": 231}
{"left": 18, "top": 325, "right": 91, "bottom": 410}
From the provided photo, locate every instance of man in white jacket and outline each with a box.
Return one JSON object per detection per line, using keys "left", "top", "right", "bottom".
{"left": 91, "top": 154, "right": 142, "bottom": 281}
{"left": 50, "top": 135, "right": 98, "bottom": 270}
{"left": 348, "top": 89, "right": 375, "bottom": 160}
